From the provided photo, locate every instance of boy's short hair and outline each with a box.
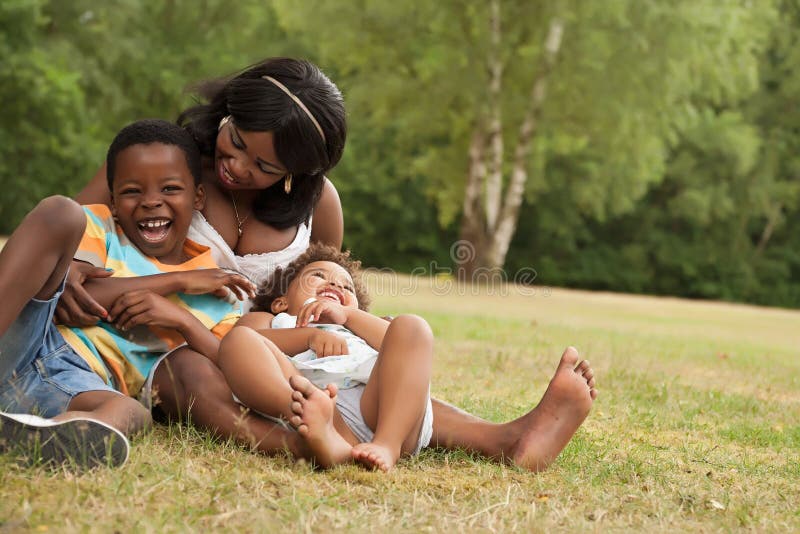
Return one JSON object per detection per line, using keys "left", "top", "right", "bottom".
{"left": 106, "top": 119, "right": 202, "bottom": 190}
{"left": 254, "top": 243, "right": 371, "bottom": 312}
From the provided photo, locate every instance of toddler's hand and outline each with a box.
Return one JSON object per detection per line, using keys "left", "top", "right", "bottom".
{"left": 308, "top": 330, "right": 349, "bottom": 357}
{"left": 296, "top": 298, "right": 349, "bottom": 327}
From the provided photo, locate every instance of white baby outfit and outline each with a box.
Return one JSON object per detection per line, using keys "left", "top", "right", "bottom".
{"left": 272, "top": 313, "right": 433, "bottom": 454}
{"left": 271, "top": 312, "right": 377, "bottom": 389}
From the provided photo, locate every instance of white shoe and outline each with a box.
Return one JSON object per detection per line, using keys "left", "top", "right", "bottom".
{"left": 0, "top": 411, "right": 130, "bottom": 469}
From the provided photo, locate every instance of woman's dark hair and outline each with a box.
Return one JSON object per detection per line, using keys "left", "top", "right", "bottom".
{"left": 177, "top": 58, "right": 346, "bottom": 229}
{"left": 253, "top": 243, "right": 370, "bottom": 313}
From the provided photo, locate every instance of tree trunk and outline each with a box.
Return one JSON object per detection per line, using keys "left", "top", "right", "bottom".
{"left": 458, "top": 16, "right": 564, "bottom": 279}
{"left": 755, "top": 202, "right": 782, "bottom": 256}
{"left": 485, "top": 0, "right": 503, "bottom": 233}
{"left": 458, "top": 128, "right": 490, "bottom": 279}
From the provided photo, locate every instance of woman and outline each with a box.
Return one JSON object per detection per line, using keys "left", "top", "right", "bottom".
{"left": 63, "top": 58, "right": 593, "bottom": 471}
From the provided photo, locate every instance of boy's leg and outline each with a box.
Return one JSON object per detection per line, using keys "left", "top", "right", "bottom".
{"left": 67, "top": 390, "right": 151, "bottom": 436}
{"left": 0, "top": 349, "right": 149, "bottom": 469}
{"left": 353, "top": 314, "right": 434, "bottom": 471}
{"left": 217, "top": 326, "right": 300, "bottom": 421}
{"left": 0, "top": 390, "right": 150, "bottom": 468}
{"left": 0, "top": 196, "right": 85, "bottom": 337}
{"left": 151, "top": 346, "right": 312, "bottom": 460}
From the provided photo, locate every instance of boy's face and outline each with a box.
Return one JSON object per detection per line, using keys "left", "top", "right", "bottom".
{"left": 272, "top": 261, "right": 359, "bottom": 315}
{"left": 110, "top": 143, "right": 204, "bottom": 264}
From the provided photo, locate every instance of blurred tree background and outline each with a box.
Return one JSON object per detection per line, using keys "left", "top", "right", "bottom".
{"left": 2, "top": 0, "right": 798, "bottom": 307}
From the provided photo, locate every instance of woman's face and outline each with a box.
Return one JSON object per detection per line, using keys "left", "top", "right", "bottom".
{"left": 214, "top": 118, "right": 289, "bottom": 191}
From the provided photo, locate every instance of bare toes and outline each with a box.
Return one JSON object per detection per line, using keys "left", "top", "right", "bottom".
{"left": 575, "top": 360, "right": 590, "bottom": 374}
{"left": 289, "top": 374, "right": 317, "bottom": 398}
{"left": 291, "top": 401, "right": 304, "bottom": 415}
{"left": 560, "top": 346, "right": 580, "bottom": 369}
{"left": 291, "top": 390, "right": 305, "bottom": 402}
{"left": 587, "top": 377, "right": 596, "bottom": 389}
{"left": 324, "top": 383, "right": 338, "bottom": 398}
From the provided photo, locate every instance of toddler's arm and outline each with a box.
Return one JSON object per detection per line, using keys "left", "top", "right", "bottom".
{"left": 295, "top": 300, "right": 388, "bottom": 351}
{"left": 237, "top": 312, "right": 347, "bottom": 357}
{"left": 341, "top": 308, "right": 389, "bottom": 351}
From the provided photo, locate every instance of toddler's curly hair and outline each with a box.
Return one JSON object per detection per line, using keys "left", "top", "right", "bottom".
{"left": 252, "top": 243, "right": 371, "bottom": 312}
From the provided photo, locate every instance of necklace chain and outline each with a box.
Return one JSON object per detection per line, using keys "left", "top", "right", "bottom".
{"left": 230, "top": 192, "right": 250, "bottom": 237}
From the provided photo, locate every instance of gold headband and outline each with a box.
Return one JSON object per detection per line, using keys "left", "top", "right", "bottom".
{"left": 262, "top": 75, "right": 326, "bottom": 143}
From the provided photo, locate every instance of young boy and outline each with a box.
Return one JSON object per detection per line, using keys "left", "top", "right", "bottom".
{"left": 0, "top": 119, "right": 254, "bottom": 468}
{"left": 216, "top": 244, "right": 434, "bottom": 472}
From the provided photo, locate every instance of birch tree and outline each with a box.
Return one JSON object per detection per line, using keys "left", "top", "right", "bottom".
{"left": 275, "top": 0, "right": 773, "bottom": 277}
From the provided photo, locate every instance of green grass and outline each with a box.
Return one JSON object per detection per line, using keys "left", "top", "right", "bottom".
{"left": 1, "top": 274, "right": 799, "bottom": 532}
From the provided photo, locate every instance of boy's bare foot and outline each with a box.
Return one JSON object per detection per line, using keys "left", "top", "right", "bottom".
{"left": 287, "top": 376, "right": 352, "bottom": 468}
{"left": 351, "top": 442, "right": 399, "bottom": 472}
{"left": 507, "top": 347, "right": 597, "bottom": 472}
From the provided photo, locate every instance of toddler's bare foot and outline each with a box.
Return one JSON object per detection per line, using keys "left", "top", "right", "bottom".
{"left": 351, "top": 442, "right": 399, "bottom": 472}
{"left": 288, "top": 376, "right": 352, "bottom": 468}
{"left": 509, "top": 347, "right": 597, "bottom": 472}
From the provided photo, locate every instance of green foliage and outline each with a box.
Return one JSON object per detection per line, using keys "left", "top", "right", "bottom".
{"left": 0, "top": 0, "right": 298, "bottom": 233}
{"left": 2, "top": 0, "right": 799, "bottom": 306}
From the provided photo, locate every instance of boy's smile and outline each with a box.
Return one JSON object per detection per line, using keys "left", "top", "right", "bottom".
{"left": 111, "top": 143, "right": 204, "bottom": 264}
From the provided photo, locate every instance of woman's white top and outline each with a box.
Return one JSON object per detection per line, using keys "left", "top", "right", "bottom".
{"left": 187, "top": 211, "right": 311, "bottom": 309}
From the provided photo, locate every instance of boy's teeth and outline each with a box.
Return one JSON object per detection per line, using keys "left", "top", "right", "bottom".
{"left": 141, "top": 220, "right": 169, "bottom": 228}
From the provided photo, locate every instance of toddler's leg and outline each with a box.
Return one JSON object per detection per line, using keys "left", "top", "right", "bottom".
{"left": 0, "top": 196, "right": 85, "bottom": 336}
{"left": 151, "top": 347, "right": 310, "bottom": 459}
{"left": 285, "top": 375, "right": 355, "bottom": 468}
{"left": 217, "top": 326, "right": 300, "bottom": 421}
{"left": 352, "top": 314, "right": 434, "bottom": 472}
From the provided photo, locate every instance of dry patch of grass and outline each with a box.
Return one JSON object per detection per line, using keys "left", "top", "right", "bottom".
{"left": 1, "top": 274, "right": 799, "bottom": 531}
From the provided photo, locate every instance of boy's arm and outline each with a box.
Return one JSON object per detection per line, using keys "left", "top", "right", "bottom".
{"left": 84, "top": 270, "right": 255, "bottom": 317}
{"left": 176, "top": 312, "right": 221, "bottom": 361}
{"left": 110, "top": 290, "right": 221, "bottom": 360}
{"left": 84, "top": 273, "right": 187, "bottom": 311}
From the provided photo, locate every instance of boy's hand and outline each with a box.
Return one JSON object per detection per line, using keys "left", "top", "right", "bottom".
{"left": 109, "top": 290, "right": 189, "bottom": 331}
{"left": 296, "top": 298, "right": 349, "bottom": 327}
{"left": 308, "top": 330, "right": 349, "bottom": 357}
{"left": 180, "top": 269, "right": 256, "bottom": 301}
{"left": 55, "top": 261, "right": 113, "bottom": 326}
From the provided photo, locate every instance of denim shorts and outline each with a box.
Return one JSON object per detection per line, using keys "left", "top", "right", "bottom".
{"left": 0, "top": 278, "right": 118, "bottom": 418}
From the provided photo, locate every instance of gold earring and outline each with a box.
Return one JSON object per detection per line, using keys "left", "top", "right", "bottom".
{"left": 218, "top": 115, "right": 232, "bottom": 131}
{"left": 284, "top": 174, "right": 293, "bottom": 194}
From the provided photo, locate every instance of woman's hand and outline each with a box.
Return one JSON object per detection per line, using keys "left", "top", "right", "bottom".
{"left": 295, "top": 298, "right": 349, "bottom": 327}
{"left": 308, "top": 330, "right": 349, "bottom": 357}
{"left": 180, "top": 269, "right": 257, "bottom": 301}
{"left": 109, "top": 290, "right": 188, "bottom": 331}
{"left": 54, "top": 261, "right": 113, "bottom": 326}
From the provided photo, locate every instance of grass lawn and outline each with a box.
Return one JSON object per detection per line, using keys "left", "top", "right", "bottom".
{"left": 1, "top": 272, "right": 798, "bottom": 532}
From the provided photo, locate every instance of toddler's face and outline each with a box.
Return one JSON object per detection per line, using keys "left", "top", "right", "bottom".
{"left": 282, "top": 261, "right": 358, "bottom": 314}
